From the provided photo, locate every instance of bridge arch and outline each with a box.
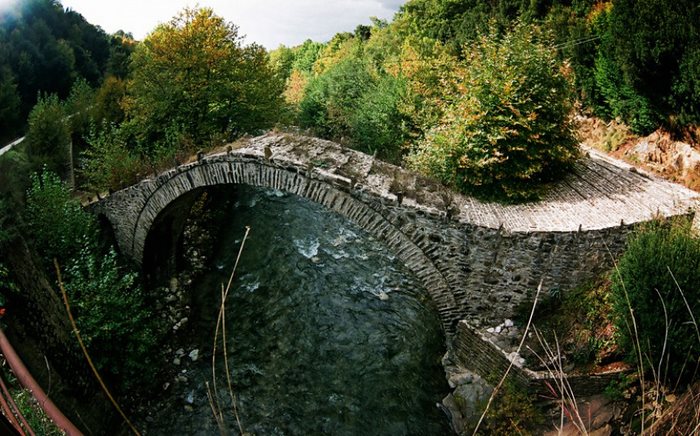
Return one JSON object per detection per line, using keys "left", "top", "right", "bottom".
{"left": 97, "top": 151, "right": 460, "bottom": 332}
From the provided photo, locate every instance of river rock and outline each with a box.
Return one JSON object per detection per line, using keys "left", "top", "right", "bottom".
{"left": 189, "top": 349, "right": 199, "bottom": 361}
{"left": 442, "top": 374, "right": 494, "bottom": 434}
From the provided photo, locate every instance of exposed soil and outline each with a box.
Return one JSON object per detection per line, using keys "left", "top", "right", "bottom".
{"left": 578, "top": 116, "right": 700, "bottom": 192}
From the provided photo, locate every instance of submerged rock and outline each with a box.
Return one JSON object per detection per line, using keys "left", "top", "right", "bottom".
{"left": 188, "top": 349, "right": 199, "bottom": 361}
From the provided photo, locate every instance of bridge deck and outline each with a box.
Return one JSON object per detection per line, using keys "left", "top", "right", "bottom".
{"left": 235, "top": 134, "right": 699, "bottom": 233}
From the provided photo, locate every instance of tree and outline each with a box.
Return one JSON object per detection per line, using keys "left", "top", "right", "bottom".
{"left": 106, "top": 31, "right": 135, "bottom": 79}
{"left": 94, "top": 75, "right": 126, "bottom": 126}
{"left": 125, "top": 7, "right": 283, "bottom": 152}
{"left": 269, "top": 44, "right": 295, "bottom": 83}
{"left": 81, "top": 124, "right": 143, "bottom": 192}
{"left": 25, "top": 94, "right": 72, "bottom": 178}
{"left": 65, "top": 78, "right": 95, "bottom": 144}
{"left": 408, "top": 24, "right": 579, "bottom": 201}
{"left": 0, "top": 68, "right": 21, "bottom": 143}
{"left": 291, "top": 39, "right": 325, "bottom": 73}
{"left": 350, "top": 74, "right": 410, "bottom": 161}
{"left": 299, "top": 58, "right": 374, "bottom": 140}
{"left": 596, "top": 0, "right": 700, "bottom": 132}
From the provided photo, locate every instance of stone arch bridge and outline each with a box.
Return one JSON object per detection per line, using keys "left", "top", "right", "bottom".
{"left": 90, "top": 133, "right": 699, "bottom": 335}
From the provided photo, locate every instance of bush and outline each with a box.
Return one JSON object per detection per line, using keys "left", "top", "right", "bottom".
{"left": 408, "top": 24, "right": 580, "bottom": 201}
{"left": 610, "top": 220, "right": 700, "bottom": 384}
{"left": 24, "top": 170, "right": 96, "bottom": 265}
{"left": 481, "top": 383, "right": 544, "bottom": 435}
{"left": 24, "top": 169, "right": 162, "bottom": 389}
{"left": 64, "top": 242, "right": 158, "bottom": 381}
{"left": 81, "top": 124, "right": 145, "bottom": 192}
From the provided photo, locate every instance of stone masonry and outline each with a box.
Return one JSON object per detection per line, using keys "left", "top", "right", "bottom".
{"left": 90, "top": 133, "right": 700, "bottom": 335}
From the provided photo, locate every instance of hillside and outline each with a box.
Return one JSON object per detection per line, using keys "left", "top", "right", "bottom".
{"left": 0, "top": 0, "right": 130, "bottom": 143}
{"left": 580, "top": 117, "right": 700, "bottom": 191}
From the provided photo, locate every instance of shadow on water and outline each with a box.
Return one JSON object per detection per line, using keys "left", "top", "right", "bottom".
{"left": 145, "top": 185, "right": 452, "bottom": 435}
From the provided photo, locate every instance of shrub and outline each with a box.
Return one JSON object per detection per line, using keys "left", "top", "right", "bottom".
{"left": 24, "top": 169, "right": 162, "bottom": 389}
{"left": 408, "top": 23, "right": 579, "bottom": 201}
{"left": 610, "top": 220, "right": 700, "bottom": 384}
{"left": 24, "top": 170, "right": 96, "bottom": 265}
{"left": 481, "top": 383, "right": 544, "bottom": 435}
{"left": 81, "top": 124, "right": 145, "bottom": 192}
{"left": 64, "top": 242, "right": 158, "bottom": 381}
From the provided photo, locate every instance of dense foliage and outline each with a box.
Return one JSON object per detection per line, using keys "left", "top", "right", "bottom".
{"left": 0, "top": 0, "right": 114, "bottom": 142}
{"left": 24, "top": 93, "right": 71, "bottom": 177}
{"left": 125, "top": 7, "right": 283, "bottom": 151}
{"left": 408, "top": 25, "right": 579, "bottom": 200}
{"left": 23, "top": 170, "right": 161, "bottom": 386}
{"left": 596, "top": 0, "right": 700, "bottom": 133}
{"left": 269, "top": 0, "right": 699, "bottom": 199}
{"left": 610, "top": 221, "right": 700, "bottom": 384}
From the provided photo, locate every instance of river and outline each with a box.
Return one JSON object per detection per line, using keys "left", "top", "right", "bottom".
{"left": 144, "top": 185, "right": 451, "bottom": 435}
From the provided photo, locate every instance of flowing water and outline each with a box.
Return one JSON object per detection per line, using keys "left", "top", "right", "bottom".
{"left": 145, "top": 186, "right": 451, "bottom": 435}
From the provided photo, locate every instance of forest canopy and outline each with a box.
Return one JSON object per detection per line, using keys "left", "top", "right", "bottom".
{"left": 270, "top": 0, "right": 699, "bottom": 199}
{"left": 0, "top": 0, "right": 129, "bottom": 142}
{"left": 2, "top": 0, "right": 698, "bottom": 200}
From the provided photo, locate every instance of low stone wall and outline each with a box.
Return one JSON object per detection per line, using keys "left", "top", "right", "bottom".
{"left": 453, "top": 320, "right": 627, "bottom": 398}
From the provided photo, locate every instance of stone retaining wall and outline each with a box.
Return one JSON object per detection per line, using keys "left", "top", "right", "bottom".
{"left": 453, "top": 320, "right": 627, "bottom": 398}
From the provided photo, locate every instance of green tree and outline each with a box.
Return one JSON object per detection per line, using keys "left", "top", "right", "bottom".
{"left": 81, "top": 124, "right": 143, "bottom": 192}
{"left": 0, "top": 68, "right": 21, "bottom": 143}
{"left": 610, "top": 221, "right": 700, "bottom": 384}
{"left": 25, "top": 94, "right": 72, "bottom": 178}
{"left": 408, "top": 24, "right": 579, "bottom": 201}
{"left": 292, "top": 39, "right": 325, "bottom": 73}
{"left": 94, "top": 76, "right": 126, "bottom": 126}
{"left": 106, "top": 31, "right": 136, "bottom": 79}
{"left": 596, "top": 0, "right": 700, "bottom": 132}
{"left": 299, "top": 58, "right": 374, "bottom": 140}
{"left": 125, "top": 7, "right": 283, "bottom": 152}
{"left": 269, "top": 44, "right": 296, "bottom": 83}
{"left": 65, "top": 78, "right": 96, "bottom": 144}
{"left": 350, "top": 74, "right": 409, "bottom": 161}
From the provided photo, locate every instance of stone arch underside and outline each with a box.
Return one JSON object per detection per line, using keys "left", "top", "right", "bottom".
{"left": 125, "top": 157, "right": 461, "bottom": 334}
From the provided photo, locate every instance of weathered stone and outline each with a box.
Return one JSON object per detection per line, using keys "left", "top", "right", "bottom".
{"left": 89, "top": 132, "right": 700, "bottom": 335}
